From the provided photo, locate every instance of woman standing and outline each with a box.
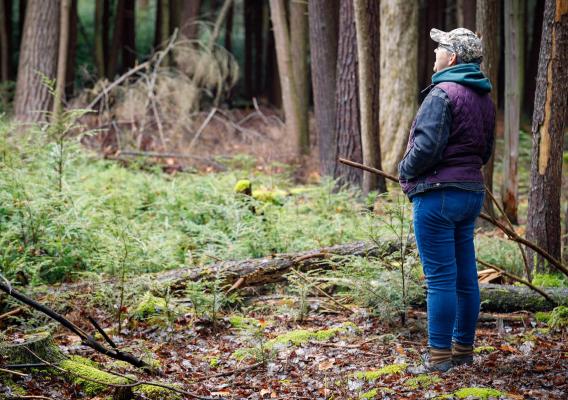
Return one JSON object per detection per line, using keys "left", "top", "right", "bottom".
{"left": 399, "top": 28, "right": 495, "bottom": 373}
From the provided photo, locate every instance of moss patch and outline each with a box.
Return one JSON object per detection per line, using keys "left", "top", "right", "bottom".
{"left": 136, "top": 384, "right": 182, "bottom": 399}
{"left": 232, "top": 323, "right": 356, "bottom": 361}
{"left": 132, "top": 292, "right": 168, "bottom": 320}
{"left": 353, "top": 363, "right": 408, "bottom": 381}
{"left": 474, "top": 346, "right": 496, "bottom": 354}
{"left": 453, "top": 387, "right": 503, "bottom": 399}
{"left": 60, "top": 356, "right": 129, "bottom": 395}
{"left": 360, "top": 388, "right": 378, "bottom": 399}
{"left": 228, "top": 315, "right": 263, "bottom": 329}
{"left": 535, "top": 312, "right": 551, "bottom": 323}
{"left": 405, "top": 374, "right": 442, "bottom": 389}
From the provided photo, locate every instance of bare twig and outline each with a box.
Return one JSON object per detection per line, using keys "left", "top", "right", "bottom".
{"left": 188, "top": 107, "right": 217, "bottom": 151}
{"left": 0, "top": 281, "right": 149, "bottom": 370}
{"left": 338, "top": 158, "right": 399, "bottom": 183}
{"left": 290, "top": 269, "right": 354, "bottom": 313}
{"left": 86, "top": 61, "right": 151, "bottom": 111}
{"left": 0, "top": 367, "right": 28, "bottom": 377}
{"left": 476, "top": 259, "right": 556, "bottom": 305}
{"left": 0, "top": 307, "right": 22, "bottom": 321}
{"left": 88, "top": 315, "right": 117, "bottom": 349}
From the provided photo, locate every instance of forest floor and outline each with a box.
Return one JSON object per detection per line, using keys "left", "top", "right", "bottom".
{"left": 1, "top": 280, "right": 567, "bottom": 399}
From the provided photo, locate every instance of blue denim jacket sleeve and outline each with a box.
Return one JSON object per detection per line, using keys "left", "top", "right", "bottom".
{"left": 398, "top": 87, "right": 452, "bottom": 180}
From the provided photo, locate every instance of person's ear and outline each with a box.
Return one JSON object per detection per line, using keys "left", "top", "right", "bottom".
{"left": 449, "top": 53, "right": 458, "bottom": 65}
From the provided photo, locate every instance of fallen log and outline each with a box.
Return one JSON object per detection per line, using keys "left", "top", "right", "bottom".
{"left": 157, "top": 239, "right": 403, "bottom": 290}
{"left": 156, "top": 240, "right": 566, "bottom": 312}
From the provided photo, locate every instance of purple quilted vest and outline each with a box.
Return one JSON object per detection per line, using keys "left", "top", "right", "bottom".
{"left": 401, "top": 82, "right": 495, "bottom": 193}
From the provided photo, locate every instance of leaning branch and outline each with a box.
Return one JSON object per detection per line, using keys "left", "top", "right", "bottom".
{"left": 0, "top": 281, "right": 149, "bottom": 370}
{"left": 338, "top": 158, "right": 568, "bottom": 277}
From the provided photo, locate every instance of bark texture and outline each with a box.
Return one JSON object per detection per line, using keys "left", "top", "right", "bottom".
{"left": 94, "top": 0, "right": 106, "bottom": 77}
{"left": 379, "top": 0, "right": 418, "bottom": 174}
{"left": 14, "top": 0, "right": 60, "bottom": 123}
{"left": 333, "top": 0, "right": 362, "bottom": 187}
{"left": 457, "top": 0, "right": 477, "bottom": 30}
{"left": 290, "top": 0, "right": 310, "bottom": 155}
{"left": 269, "top": 0, "right": 303, "bottom": 156}
{"left": 476, "top": 0, "right": 500, "bottom": 218}
{"left": 53, "top": 0, "right": 71, "bottom": 118}
{"left": 180, "top": 0, "right": 201, "bottom": 39}
{"left": 418, "top": 0, "right": 446, "bottom": 95}
{"left": 353, "top": 0, "right": 385, "bottom": 194}
{"left": 502, "top": 0, "right": 524, "bottom": 224}
{"left": 308, "top": 0, "right": 339, "bottom": 178}
{"left": 526, "top": 0, "right": 568, "bottom": 273}
{"left": 0, "top": 0, "right": 10, "bottom": 81}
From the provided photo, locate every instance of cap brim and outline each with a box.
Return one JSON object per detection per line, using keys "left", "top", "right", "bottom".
{"left": 430, "top": 28, "right": 449, "bottom": 44}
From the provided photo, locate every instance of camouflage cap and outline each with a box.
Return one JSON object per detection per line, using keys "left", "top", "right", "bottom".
{"left": 430, "top": 28, "right": 483, "bottom": 63}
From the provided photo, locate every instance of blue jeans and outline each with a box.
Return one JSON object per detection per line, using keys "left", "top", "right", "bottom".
{"left": 412, "top": 188, "right": 484, "bottom": 349}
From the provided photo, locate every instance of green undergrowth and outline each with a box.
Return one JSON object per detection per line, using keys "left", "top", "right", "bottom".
{"left": 0, "top": 124, "right": 386, "bottom": 286}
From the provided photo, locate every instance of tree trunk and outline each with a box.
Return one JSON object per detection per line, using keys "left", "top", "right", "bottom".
{"left": 269, "top": 0, "right": 303, "bottom": 157}
{"left": 564, "top": 203, "right": 568, "bottom": 266}
{"left": 476, "top": 0, "right": 500, "bottom": 219}
{"left": 353, "top": 0, "right": 385, "bottom": 194}
{"left": 94, "top": 0, "right": 106, "bottom": 77}
{"left": 160, "top": 0, "right": 170, "bottom": 47}
{"left": 122, "top": 0, "right": 136, "bottom": 72}
{"left": 333, "top": 0, "right": 362, "bottom": 187}
{"left": 244, "top": 0, "right": 254, "bottom": 98}
{"left": 418, "top": 0, "right": 446, "bottom": 98}
{"left": 14, "top": 0, "right": 59, "bottom": 123}
{"left": 0, "top": 0, "right": 10, "bottom": 82}
{"left": 308, "top": 0, "right": 339, "bottom": 178}
{"left": 379, "top": 0, "right": 418, "bottom": 174}
{"left": 502, "top": 0, "right": 524, "bottom": 225}
{"left": 253, "top": 1, "right": 263, "bottom": 98}
{"left": 290, "top": 0, "right": 310, "bottom": 155}
{"left": 107, "top": 0, "right": 126, "bottom": 78}
{"left": 457, "top": 0, "right": 476, "bottom": 30}
{"left": 169, "top": 0, "right": 181, "bottom": 35}
{"left": 180, "top": 0, "right": 201, "bottom": 39}
{"left": 526, "top": 0, "right": 568, "bottom": 274}
{"left": 53, "top": 0, "right": 71, "bottom": 119}
{"left": 65, "top": 0, "right": 77, "bottom": 98}
{"left": 224, "top": 0, "right": 233, "bottom": 53}
{"left": 524, "top": 0, "right": 545, "bottom": 117}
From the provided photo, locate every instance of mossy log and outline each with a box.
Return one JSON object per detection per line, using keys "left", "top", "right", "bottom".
{"left": 156, "top": 240, "right": 567, "bottom": 312}
{"left": 157, "top": 239, "right": 403, "bottom": 290}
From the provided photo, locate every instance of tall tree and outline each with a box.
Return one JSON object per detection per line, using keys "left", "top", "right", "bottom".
{"left": 308, "top": 0, "right": 339, "bottom": 178}
{"left": 94, "top": 0, "right": 107, "bottom": 77}
{"left": 333, "top": 0, "right": 362, "bottom": 187}
{"left": 526, "top": 0, "right": 568, "bottom": 273}
{"left": 65, "top": 0, "right": 78, "bottom": 98}
{"left": 53, "top": 0, "right": 71, "bottom": 119}
{"left": 269, "top": 0, "right": 307, "bottom": 156}
{"left": 353, "top": 0, "right": 385, "bottom": 194}
{"left": 0, "top": 0, "right": 10, "bottom": 81}
{"left": 14, "top": 0, "right": 59, "bottom": 123}
{"left": 107, "top": 0, "right": 127, "bottom": 78}
{"left": 290, "top": 0, "right": 310, "bottom": 154}
{"left": 502, "top": 0, "right": 524, "bottom": 224}
{"left": 418, "top": 0, "right": 446, "bottom": 95}
{"left": 179, "top": 0, "right": 202, "bottom": 39}
{"left": 122, "top": 0, "right": 136, "bottom": 72}
{"left": 379, "top": 0, "right": 418, "bottom": 174}
{"left": 224, "top": 0, "right": 234, "bottom": 53}
{"left": 457, "top": 0, "right": 476, "bottom": 30}
{"left": 524, "top": 0, "right": 545, "bottom": 117}
{"left": 476, "top": 0, "right": 500, "bottom": 218}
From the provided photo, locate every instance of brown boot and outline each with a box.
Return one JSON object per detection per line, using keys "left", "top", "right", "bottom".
{"left": 452, "top": 342, "right": 474, "bottom": 366}
{"left": 407, "top": 348, "right": 453, "bottom": 374}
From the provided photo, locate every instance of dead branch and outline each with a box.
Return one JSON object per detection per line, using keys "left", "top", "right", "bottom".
{"left": 0, "top": 367, "right": 28, "bottom": 377}
{"left": 0, "top": 281, "right": 149, "bottom": 370}
{"left": 188, "top": 107, "right": 217, "bottom": 151}
{"left": 338, "top": 158, "right": 568, "bottom": 276}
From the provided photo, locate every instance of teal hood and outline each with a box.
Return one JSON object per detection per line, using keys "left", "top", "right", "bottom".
{"left": 432, "top": 63, "right": 492, "bottom": 93}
